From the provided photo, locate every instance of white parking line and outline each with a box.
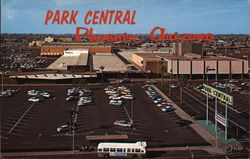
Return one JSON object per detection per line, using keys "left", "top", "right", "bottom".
{"left": 123, "top": 105, "right": 132, "bottom": 122}
{"left": 8, "top": 102, "right": 36, "bottom": 134}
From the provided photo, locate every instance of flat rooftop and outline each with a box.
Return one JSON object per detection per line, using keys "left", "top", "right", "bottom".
{"left": 9, "top": 73, "right": 97, "bottom": 80}
{"left": 134, "top": 53, "right": 246, "bottom": 61}
{"left": 47, "top": 52, "right": 89, "bottom": 70}
{"left": 92, "top": 53, "right": 128, "bottom": 72}
{"left": 42, "top": 42, "right": 112, "bottom": 48}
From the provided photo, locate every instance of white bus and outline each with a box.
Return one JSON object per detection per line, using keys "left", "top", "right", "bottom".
{"left": 97, "top": 141, "right": 146, "bottom": 158}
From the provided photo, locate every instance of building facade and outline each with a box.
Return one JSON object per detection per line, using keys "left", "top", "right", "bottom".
{"left": 132, "top": 53, "right": 249, "bottom": 79}
{"left": 41, "top": 42, "right": 112, "bottom": 56}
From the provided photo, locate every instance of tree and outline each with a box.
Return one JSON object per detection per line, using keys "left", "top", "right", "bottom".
{"left": 99, "top": 66, "right": 105, "bottom": 78}
{"left": 178, "top": 75, "right": 187, "bottom": 105}
{"left": 160, "top": 65, "right": 167, "bottom": 88}
{"left": 169, "top": 69, "right": 173, "bottom": 96}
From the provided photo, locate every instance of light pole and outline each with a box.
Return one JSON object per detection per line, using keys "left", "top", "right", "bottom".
{"left": 1, "top": 72, "right": 4, "bottom": 92}
{"left": 206, "top": 74, "right": 209, "bottom": 125}
{"left": 131, "top": 98, "right": 133, "bottom": 125}
{"left": 215, "top": 97, "right": 218, "bottom": 148}
{"left": 225, "top": 81, "right": 228, "bottom": 140}
{"left": 72, "top": 112, "right": 75, "bottom": 153}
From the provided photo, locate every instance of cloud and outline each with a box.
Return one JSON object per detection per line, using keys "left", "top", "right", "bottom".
{"left": 7, "top": 9, "right": 15, "bottom": 19}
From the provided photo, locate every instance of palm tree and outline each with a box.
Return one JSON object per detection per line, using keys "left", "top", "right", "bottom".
{"left": 99, "top": 66, "right": 105, "bottom": 78}
{"left": 160, "top": 65, "right": 167, "bottom": 88}
{"left": 169, "top": 69, "right": 173, "bottom": 96}
{"left": 178, "top": 75, "right": 187, "bottom": 105}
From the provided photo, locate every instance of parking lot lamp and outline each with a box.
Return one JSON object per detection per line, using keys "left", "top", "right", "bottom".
{"left": 0, "top": 72, "right": 4, "bottom": 92}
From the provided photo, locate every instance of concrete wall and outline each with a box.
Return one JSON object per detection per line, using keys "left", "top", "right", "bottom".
{"left": 41, "top": 46, "right": 111, "bottom": 56}
{"left": 218, "top": 61, "right": 230, "bottom": 74}
{"left": 179, "top": 61, "right": 191, "bottom": 74}
{"left": 192, "top": 61, "right": 204, "bottom": 74}
{"left": 132, "top": 54, "right": 144, "bottom": 67}
{"left": 231, "top": 61, "right": 242, "bottom": 74}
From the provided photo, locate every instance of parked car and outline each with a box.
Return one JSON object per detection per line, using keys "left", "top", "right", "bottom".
{"left": 120, "top": 78, "right": 131, "bottom": 83}
{"left": 195, "top": 84, "right": 203, "bottom": 89}
{"left": 170, "top": 83, "right": 178, "bottom": 89}
{"left": 57, "top": 124, "right": 69, "bottom": 133}
{"left": 176, "top": 119, "right": 192, "bottom": 127}
{"left": 109, "top": 100, "right": 123, "bottom": 105}
{"left": 28, "top": 90, "right": 40, "bottom": 96}
{"left": 146, "top": 80, "right": 157, "bottom": 84}
{"left": 40, "top": 92, "right": 52, "bottom": 98}
{"left": 28, "top": 96, "right": 43, "bottom": 102}
{"left": 113, "top": 120, "right": 133, "bottom": 127}
{"left": 161, "top": 106, "right": 176, "bottom": 112}
{"left": 186, "top": 83, "right": 193, "bottom": 88}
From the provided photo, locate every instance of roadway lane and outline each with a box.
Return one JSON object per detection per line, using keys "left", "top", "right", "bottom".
{"left": 170, "top": 87, "right": 249, "bottom": 132}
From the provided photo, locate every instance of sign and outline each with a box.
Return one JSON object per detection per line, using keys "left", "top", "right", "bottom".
{"left": 215, "top": 113, "right": 228, "bottom": 127}
{"left": 202, "top": 84, "right": 233, "bottom": 105}
{"left": 205, "top": 66, "right": 216, "bottom": 73}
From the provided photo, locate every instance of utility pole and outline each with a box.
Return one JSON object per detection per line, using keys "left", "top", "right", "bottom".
{"left": 225, "top": 81, "right": 228, "bottom": 140}
{"left": 215, "top": 97, "right": 218, "bottom": 148}
{"left": 206, "top": 75, "right": 209, "bottom": 125}
{"left": 72, "top": 114, "right": 75, "bottom": 153}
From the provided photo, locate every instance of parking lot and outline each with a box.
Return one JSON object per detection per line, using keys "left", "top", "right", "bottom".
{"left": 1, "top": 83, "right": 208, "bottom": 151}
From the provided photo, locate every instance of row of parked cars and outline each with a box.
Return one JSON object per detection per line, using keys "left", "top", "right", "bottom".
{"left": 142, "top": 85, "right": 176, "bottom": 112}
{"left": 105, "top": 85, "right": 134, "bottom": 106}
{"left": 27, "top": 90, "right": 53, "bottom": 102}
{"left": 66, "top": 87, "right": 93, "bottom": 106}
{"left": 1, "top": 53, "right": 46, "bottom": 72}
{"left": 57, "top": 87, "right": 94, "bottom": 133}
{"left": 0, "top": 89, "right": 16, "bottom": 98}
{"left": 104, "top": 85, "right": 134, "bottom": 128}
{"left": 143, "top": 84, "right": 193, "bottom": 127}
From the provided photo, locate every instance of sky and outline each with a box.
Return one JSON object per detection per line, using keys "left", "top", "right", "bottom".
{"left": 1, "top": 0, "right": 249, "bottom": 34}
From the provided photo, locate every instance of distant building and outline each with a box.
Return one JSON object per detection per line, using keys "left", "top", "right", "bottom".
{"left": 40, "top": 42, "right": 112, "bottom": 56}
{"left": 47, "top": 49, "right": 90, "bottom": 71}
{"left": 29, "top": 41, "right": 45, "bottom": 47}
{"left": 132, "top": 53, "right": 248, "bottom": 79}
{"left": 58, "top": 37, "right": 73, "bottom": 42}
{"left": 44, "top": 36, "right": 54, "bottom": 43}
{"left": 172, "top": 42, "right": 203, "bottom": 57}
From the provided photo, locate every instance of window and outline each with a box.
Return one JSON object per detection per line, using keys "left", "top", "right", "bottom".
{"left": 127, "top": 148, "right": 131, "bottom": 152}
{"left": 117, "top": 148, "right": 123, "bottom": 152}
{"left": 103, "top": 148, "right": 109, "bottom": 152}
{"left": 132, "top": 149, "right": 135, "bottom": 152}
{"left": 141, "top": 150, "right": 144, "bottom": 153}
{"left": 110, "top": 148, "right": 116, "bottom": 152}
{"left": 135, "top": 149, "right": 141, "bottom": 152}
{"left": 98, "top": 149, "right": 102, "bottom": 152}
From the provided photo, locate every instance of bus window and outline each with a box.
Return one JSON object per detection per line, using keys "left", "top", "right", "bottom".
{"left": 110, "top": 148, "right": 116, "bottom": 152}
{"left": 135, "top": 149, "right": 141, "bottom": 152}
{"left": 98, "top": 149, "right": 102, "bottom": 152}
{"left": 141, "top": 150, "right": 144, "bottom": 153}
{"left": 127, "top": 148, "right": 131, "bottom": 152}
{"left": 123, "top": 148, "right": 126, "bottom": 152}
{"left": 117, "top": 148, "right": 123, "bottom": 152}
{"left": 132, "top": 149, "right": 135, "bottom": 152}
{"left": 103, "top": 148, "right": 109, "bottom": 152}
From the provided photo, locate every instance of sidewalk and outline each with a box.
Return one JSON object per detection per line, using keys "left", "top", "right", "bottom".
{"left": 1, "top": 151, "right": 96, "bottom": 157}
{"left": 197, "top": 120, "right": 236, "bottom": 145}
{"left": 151, "top": 85, "right": 225, "bottom": 155}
